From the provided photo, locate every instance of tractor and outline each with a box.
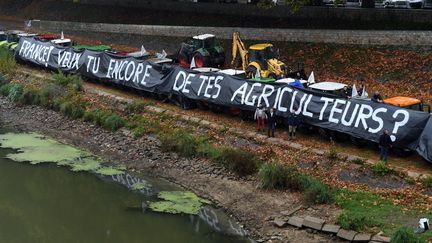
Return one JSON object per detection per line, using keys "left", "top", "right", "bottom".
{"left": 177, "top": 34, "right": 225, "bottom": 69}
{"left": 231, "top": 32, "right": 290, "bottom": 80}
{"left": 0, "top": 31, "right": 36, "bottom": 51}
{"left": 0, "top": 31, "right": 6, "bottom": 42}
{"left": 384, "top": 96, "right": 431, "bottom": 113}
{"left": 73, "top": 44, "right": 112, "bottom": 52}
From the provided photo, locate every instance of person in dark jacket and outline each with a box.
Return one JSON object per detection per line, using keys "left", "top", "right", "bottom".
{"left": 372, "top": 91, "right": 383, "bottom": 103}
{"left": 379, "top": 129, "right": 392, "bottom": 162}
{"left": 267, "top": 108, "right": 276, "bottom": 137}
{"left": 287, "top": 109, "right": 300, "bottom": 139}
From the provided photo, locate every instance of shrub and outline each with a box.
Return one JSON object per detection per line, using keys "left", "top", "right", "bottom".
{"left": 258, "top": 161, "right": 291, "bottom": 189}
{"left": 0, "top": 74, "right": 9, "bottom": 86}
{"left": 422, "top": 176, "right": 432, "bottom": 189}
{"left": 337, "top": 211, "right": 377, "bottom": 232}
{"left": 7, "top": 84, "right": 24, "bottom": 103}
{"left": 303, "top": 178, "right": 332, "bottom": 204}
{"left": 196, "top": 142, "right": 224, "bottom": 161}
{"left": 21, "top": 87, "right": 41, "bottom": 105}
{"left": 391, "top": 227, "right": 422, "bottom": 243}
{"left": 127, "top": 115, "right": 160, "bottom": 137}
{"left": 84, "top": 109, "right": 110, "bottom": 126}
{"left": 0, "top": 83, "right": 12, "bottom": 96}
{"left": 327, "top": 142, "right": 339, "bottom": 160}
{"left": 59, "top": 101, "right": 73, "bottom": 117}
{"left": 371, "top": 161, "right": 391, "bottom": 176}
{"left": 158, "top": 129, "right": 198, "bottom": 157}
{"left": 71, "top": 105, "right": 85, "bottom": 119}
{"left": 38, "top": 83, "right": 61, "bottom": 108}
{"left": 404, "top": 176, "right": 416, "bottom": 185}
{"left": 215, "top": 147, "right": 260, "bottom": 176}
{"left": 102, "top": 113, "right": 125, "bottom": 131}
{"left": 352, "top": 158, "right": 365, "bottom": 165}
{"left": 52, "top": 72, "right": 83, "bottom": 91}
{"left": 125, "top": 100, "right": 146, "bottom": 115}
{"left": 0, "top": 48, "right": 16, "bottom": 78}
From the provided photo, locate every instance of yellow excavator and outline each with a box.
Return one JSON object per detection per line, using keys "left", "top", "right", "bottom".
{"left": 231, "top": 32, "right": 287, "bottom": 80}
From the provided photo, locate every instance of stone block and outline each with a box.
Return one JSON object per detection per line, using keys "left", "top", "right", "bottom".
{"left": 189, "top": 117, "right": 202, "bottom": 123}
{"left": 280, "top": 205, "right": 303, "bottom": 217}
{"left": 199, "top": 120, "right": 211, "bottom": 126}
{"left": 311, "top": 148, "right": 325, "bottom": 155}
{"left": 287, "top": 216, "right": 303, "bottom": 228}
{"left": 321, "top": 224, "right": 340, "bottom": 234}
{"left": 353, "top": 233, "right": 371, "bottom": 242}
{"left": 267, "top": 137, "right": 280, "bottom": 144}
{"left": 273, "top": 218, "right": 288, "bottom": 228}
{"left": 302, "top": 216, "right": 325, "bottom": 230}
{"left": 289, "top": 142, "right": 303, "bottom": 150}
{"left": 337, "top": 229, "right": 357, "bottom": 241}
{"left": 180, "top": 115, "right": 191, "bottom": 121}
{"left": 148, "top": 106, "right": 165, "bottom": 113}
{"left": 371, "top": 235, "right": 391, "bottom": 243}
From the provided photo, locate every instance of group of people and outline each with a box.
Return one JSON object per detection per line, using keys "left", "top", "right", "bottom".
{"left": 342, "top": 79, "right": 384, "bottom": 104}
{"left": 253, "top": 78, "right": 396, "bottom": 162}
{"left": 254, "top": 103, "right": 301, "bottom": 139}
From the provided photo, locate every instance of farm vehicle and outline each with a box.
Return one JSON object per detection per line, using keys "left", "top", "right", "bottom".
{"left": 176, "top": 34, "right": 225, "bottom": 69}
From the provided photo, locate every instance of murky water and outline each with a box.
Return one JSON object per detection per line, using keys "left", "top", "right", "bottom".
{"left": 0, "top": 136, "right": 249, "bottom": 243}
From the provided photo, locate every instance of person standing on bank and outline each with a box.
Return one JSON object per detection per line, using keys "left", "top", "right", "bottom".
{"left": 254, "top": 103, "right": 267, "bottom": 132}
{"left": 267, "top": 108, "right": 277, "bottom": 137}
{"left": 287, "top": 109, "right": 300, "bottom": 139}
{"left": 379, "top": 129, "right": 392, "bottom": 162}
{"left": 372, "top": 91, "right": 383, "bottom": 103}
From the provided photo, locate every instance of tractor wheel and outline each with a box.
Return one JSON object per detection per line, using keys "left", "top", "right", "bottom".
{"left": 179, "top": 54, "right": 190, "bottom": 69}
{"left": 193, "top": 53, "right": 207, "bottom": 68}
{"left": 246, "top": 66, "right": 258, "bottom": 79}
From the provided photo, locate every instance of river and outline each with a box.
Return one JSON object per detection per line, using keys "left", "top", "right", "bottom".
{"left": 0, "top": 132, "right": 250, "bottom": 243}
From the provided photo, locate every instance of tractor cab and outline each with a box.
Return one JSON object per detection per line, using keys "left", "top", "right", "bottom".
{"left": 308, "top": 82, "right": 349, "bottom": 97}
{"left": 384, "top": 96, "right": 431, "bottom": 113}
{"left": 190, "top": 34, "right": 217, "bottom": 49}
{"left": 248, "top": 43, "right": 287, "bottom": 79}
{"left": 17, "top": 33, "right": 37, "bottom": 39}
{"left": 249, "top": 44, "right": 275, "bottom": 69}
{"left": 5, "top": 30, "right": 25, "bottom": 43}
{"left": 177, "top": 34, "right": 225, "bottom": 68}
{"left": 51, "top": 38, "right": 72, "bottom": 47}
{"left": 0, "top": 31, "right": 6, "bottom": 42}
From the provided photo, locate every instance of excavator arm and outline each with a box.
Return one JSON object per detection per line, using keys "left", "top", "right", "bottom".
{"left": 231, "top": 32, "right": 249, "bottom": 71}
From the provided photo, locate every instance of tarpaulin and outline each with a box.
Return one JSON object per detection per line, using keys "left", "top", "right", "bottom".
{"left": 14, "top": 37, "right": 432, "bottom": 163}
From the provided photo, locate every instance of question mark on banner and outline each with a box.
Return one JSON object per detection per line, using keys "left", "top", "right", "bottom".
{"left": 390, "top": 109, "right": 409, "bottom": 142}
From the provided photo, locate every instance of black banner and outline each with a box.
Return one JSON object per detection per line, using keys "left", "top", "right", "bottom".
{"left": 14, "top": 37, "right": 432, "bottom": 163}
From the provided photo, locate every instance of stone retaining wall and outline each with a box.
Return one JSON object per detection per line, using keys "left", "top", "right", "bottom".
{"left": 31, "top": 20, "right": 432, "bottom": 46}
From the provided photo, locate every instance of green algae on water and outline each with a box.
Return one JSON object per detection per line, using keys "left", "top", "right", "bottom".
{"left": 95, "top": 166, "right": 125, "bottom": 176}
{"left": 148, "top": 191, "right": 211, "bottom": 215}
{"left": 0, "top": 133, "right": 86, "bottom": 164}
{"left": 131, "top": 182, "right": 150, "bottom": 190}
{"left": 69, "top": 158, "right": 102, "bottom": 172}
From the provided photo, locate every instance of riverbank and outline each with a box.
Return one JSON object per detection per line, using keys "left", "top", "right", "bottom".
{"left": 0, "top": 96, "right": 341, "bottom": 242}
{"left": 2, "top": 54, "right": 432, "bottom": 240}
